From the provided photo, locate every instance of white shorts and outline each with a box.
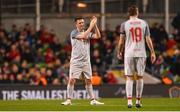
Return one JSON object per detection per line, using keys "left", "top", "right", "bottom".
{"left": 69, "top": 62, "right": 92, "bottom": 79}
{"left": 124, "top": 57, "right": 146, "bottom": 76}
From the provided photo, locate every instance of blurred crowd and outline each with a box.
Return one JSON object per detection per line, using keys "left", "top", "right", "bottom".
{"left": 0, "top": 23, "right": 70, "bottom": 85}
{"left": 0, "top": 14, "right": 180, "bottom": 85}
{"left": 149, "top": 13, "right": 180, "bottom": 84}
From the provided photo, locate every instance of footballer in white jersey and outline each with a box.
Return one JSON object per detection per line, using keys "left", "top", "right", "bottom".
{"left": 117, "top": 5, "right": 156, "bottom": 108}
{"left": 62, "top": 16, "right": 104, "bottom": 106}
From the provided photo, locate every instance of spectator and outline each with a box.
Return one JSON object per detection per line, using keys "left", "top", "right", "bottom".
{"left": 172, "top": 12, "right": 180, "bottom": 31}
{"left": 91, "top": 49, "right": 102, "bottom": 67}
{"left": 103, "top": 71, "right": 118, "bottom": 84}
{"left": 91, "top": 66, "right": 102, "bottom": 85}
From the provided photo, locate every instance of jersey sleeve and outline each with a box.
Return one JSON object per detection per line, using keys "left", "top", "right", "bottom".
{"left": 145, "top": 22, "right": 151, "bottom": 37}
{"left": 70, "top": 30, "right": 77, "bottom": 39}
{"left": 120, "top": 22, "right": 126, "bottom": 38}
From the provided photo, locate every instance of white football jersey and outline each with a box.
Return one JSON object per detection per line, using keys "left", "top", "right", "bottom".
{"left": 120, "top": 18, "right": 150, "bottom": 57}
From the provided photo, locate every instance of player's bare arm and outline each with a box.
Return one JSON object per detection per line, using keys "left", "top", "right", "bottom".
{"left": 146, "top": 36, "right": 156, "bottom": 63}
{"left": 91, "top": 16, "right": 101, "bottom": 39}
{"left": 117, "top": 36, "right": 125, "bottom": 60}
{"left": 91, "top": 24, "right": 101, "bottom": 39}
{"left": 76, "top": 17, "right": 97, "bottom": 39}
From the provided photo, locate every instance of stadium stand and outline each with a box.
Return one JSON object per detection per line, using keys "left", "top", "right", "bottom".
{"left": 0, "top": 0, "right": 180, "bottom": 85}
{"left": 0, "top": 18, "right": 180, "bottom": 85}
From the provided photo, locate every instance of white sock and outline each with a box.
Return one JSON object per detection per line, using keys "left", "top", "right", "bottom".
{"left": 67, "top": 84, "right": 74, "bottom": 99}
{"left": 85, "top": 84, "right": 95, "bottom": 100}
{"left": 136, "top": 78, "right": 143, "bottom": 104}
{"left": 126, "top": 79, "right": 133, "bottom": 105}
{"left": 136, "top": 99, "right": 141, "bottom": 104}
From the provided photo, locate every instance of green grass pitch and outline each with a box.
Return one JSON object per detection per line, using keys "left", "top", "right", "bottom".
{"left": 0, "top": 98, "right": 179, "bottom": 111}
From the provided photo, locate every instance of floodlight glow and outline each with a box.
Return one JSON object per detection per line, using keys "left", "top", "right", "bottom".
{"left": 77, "top": 3, "right": 87, "bottom": 8}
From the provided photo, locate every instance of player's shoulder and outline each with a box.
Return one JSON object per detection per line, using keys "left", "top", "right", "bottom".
{"left": 70, "top": 29, "right": 78, "bottom": 36}
{"left": 138, "top": 18, "right": 148, "bottom": 25}
{"left": 71, "top": 29, "right": 78, "bottom": 34}
{"left": 122, "top": 20, "right": 129, "bottom": 24}
{"left": 120, "top": 21, "right": 128, "bottom": 27}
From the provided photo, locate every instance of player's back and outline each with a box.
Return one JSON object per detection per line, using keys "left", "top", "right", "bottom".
{"left": 123, "top": 18, "right": 150, "bottom": 57}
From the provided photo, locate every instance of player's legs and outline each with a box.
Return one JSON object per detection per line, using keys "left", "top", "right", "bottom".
{"left": 67, "top": 78, "right": 76, "bottom": 99}
{"left": 135, "top": 57, "right": 146, "bottom": 108}
{"left": 82, "top": 63, "right": 94, "bottom": 99}
{"left": 67, "top": 63, "right": 83, "bottom": 99}
{"left": 124, "top": 57, "right": 135, "bottom": 108}
{"left": 62, "top": 63, "right": 82, "bottom": 105}
{"left": 135, "top": 76, "right": 143, "bottom": 108}
{"left": 84, "top": 78, "right": 104, "bottom": 105}
{"left": 85, "top": 79, "right": 94, "bottom": 100}
{"left": 126, "top": 76, "right": 134, "bottom": 108}
{"left": 61, "top": 78, "right": 76, "bottom": 105}
{"left": 83, "top": 63, "right": 104, "bottom": 105}
{"left": 83, "top": 63, "right": 96, "bottom": 100}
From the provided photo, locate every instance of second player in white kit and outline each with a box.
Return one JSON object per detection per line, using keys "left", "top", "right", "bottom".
{"left": 117, "top": 5, "right": 156, "bottom": 108}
